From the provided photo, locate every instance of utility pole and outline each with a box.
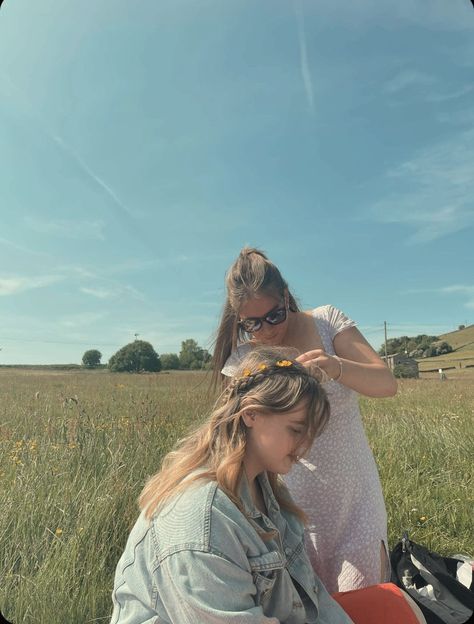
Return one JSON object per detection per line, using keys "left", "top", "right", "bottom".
{"left": 384, "top": 321, "right": 388, "bottom": 359}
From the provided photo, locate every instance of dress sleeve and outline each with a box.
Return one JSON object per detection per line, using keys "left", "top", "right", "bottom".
{"left": 325, "top": 305, "right": 357, "bottom": 341}
{"left": 221, "top": 351, "right": 243, "bottom": 377}
{"left": 221, "top": 344, "right": 252, "bottom": 377}
{"left": 158, "top": 550, "right": 280, "bottom": 624}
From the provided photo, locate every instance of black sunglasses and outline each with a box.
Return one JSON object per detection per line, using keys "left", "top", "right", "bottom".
{"left": 238, "top": 304, "right": 288, "bottom": 333}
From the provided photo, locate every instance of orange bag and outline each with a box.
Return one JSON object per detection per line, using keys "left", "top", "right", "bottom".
{"left": 333, "top": 582, "right": 426, "bottom": 624}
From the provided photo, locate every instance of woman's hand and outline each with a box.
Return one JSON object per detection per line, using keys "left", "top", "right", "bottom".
{"left": 296, "top": 349, "right": 342, "bottom": 383}
{"left": 296, "top": 328, "right": 397, "bottom": 397}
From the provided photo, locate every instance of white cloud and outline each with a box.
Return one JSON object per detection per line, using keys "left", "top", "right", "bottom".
{"left": 403, "top": 284, "right": 474, "bottom": 311}
{"left": 0, "top": 274, "right": 62, "bottom": 296}
{"left": 24, "top": 217, "right": 106, "bottom": 240}
{"left": 60, "top": 312, "right": 108, "bottom": 329}
{"left": 80, "top": 284, "right": 145, "bottom": 301}
{"left": 384, "top": 70, "right": 435, "bottom": 94}
{"left": 426, "top": 84, "right": 474, "bottom": 103}
{"left": 302, "top": 0, "right": 474, "bottom": 32}
{"left": 370, "top": 127, "right": 474, "bottom": 243}
{"left": 80, "top": 287, "right": 115, "bottom": 299}
{"left": 440, "top": 285, "right": 474, "bottom": 310}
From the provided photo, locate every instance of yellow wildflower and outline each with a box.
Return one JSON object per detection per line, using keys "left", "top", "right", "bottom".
{"left": 55, "top": 528, "right": 63, "bottom": 537}
{"left": 276, "top": 360, "right": 293, "bottom": 367}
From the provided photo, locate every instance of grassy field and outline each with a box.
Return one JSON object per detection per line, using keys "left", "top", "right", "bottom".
{"left": 0, "top": 369, "right": 473, "bottom": 623}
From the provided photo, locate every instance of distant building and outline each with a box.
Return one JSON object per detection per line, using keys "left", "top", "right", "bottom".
{"left": 382, "top": 353, "right": 419, "bottom": 378}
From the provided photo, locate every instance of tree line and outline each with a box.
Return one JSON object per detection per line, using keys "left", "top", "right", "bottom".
{"left": 82, "top": 338, "right": 211, "bottom": 372}
{"left": 378, "top": 334, "right": 453, "bottom": 359}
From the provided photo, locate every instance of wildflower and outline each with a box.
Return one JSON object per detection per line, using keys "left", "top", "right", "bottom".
{"left": 257, "top": 364, "right": 267, "bottom": 371}
{"left": 55, "top": 528, "right": 63, "bottom": 537}
{"left": 419, "top": 516, "right": 427, "bottom": 523}
{"left": 276, "top": 360, "right": 293, "bottom": 367}
{"left": 242, "top": 368, "right": 252, "bottom": 377}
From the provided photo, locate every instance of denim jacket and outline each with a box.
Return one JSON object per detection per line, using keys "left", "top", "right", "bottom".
{"left": 110, "top": 472, "right": 353, "bottom": 624}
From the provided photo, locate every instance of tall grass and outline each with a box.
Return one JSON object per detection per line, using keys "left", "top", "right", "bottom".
{"left": 0, "top": 371, "right": 472, "bottom": 623}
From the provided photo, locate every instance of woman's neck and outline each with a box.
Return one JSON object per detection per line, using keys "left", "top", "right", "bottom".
{"left": 243, "top": 465, "right": 267, "bottom": 515}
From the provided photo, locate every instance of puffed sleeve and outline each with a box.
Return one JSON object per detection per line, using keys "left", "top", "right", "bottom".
{"left": 157, "top": 550, "right": 280, "bottom": 624}
{"left": 324, "top": 305, "right": 356, "bottom": 341}
{"left": 221, "top": 344, "right": 252, "bottom": 377}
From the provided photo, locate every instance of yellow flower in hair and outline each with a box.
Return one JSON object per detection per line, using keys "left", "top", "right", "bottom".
{"left": 276, "top": 360, "right": 293, "bottom": 367}
{"left": 242, "top": 368, "right": 252, "bottom": 377}
{"left": 258, "top": 363, "right": 267, "bottom": 371}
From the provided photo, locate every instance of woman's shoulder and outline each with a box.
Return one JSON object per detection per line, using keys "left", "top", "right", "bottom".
{"left": 310, "top": 305, "right": 356, "bottom": 337}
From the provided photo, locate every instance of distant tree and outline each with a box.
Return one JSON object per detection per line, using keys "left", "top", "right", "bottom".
{"left": 82, "top": 349, "right": 102, "bottom": 369}
{"left": 379, "top": 334, "right": 444, "bottom": 357}
{"left": 108, "top": 340, "right": 161, "bottom": 373}
{"left": 160, "top": 353, "right": 180, "bottom": 370}
{"left": 179, "top": 339, "right": 212, "bottom": 370}
{"left": 458, "top": 325, "right": 465, "bottom": 331}
{"left": 434, "top": 341, "right": 453, "bottom": 356}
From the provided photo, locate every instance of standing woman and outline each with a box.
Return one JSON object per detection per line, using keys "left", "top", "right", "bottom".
{"left": 211, "top": 247, "right": 397, "bottom": 594}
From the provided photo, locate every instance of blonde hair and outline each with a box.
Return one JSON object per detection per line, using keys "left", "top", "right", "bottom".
{"left": 211, "top": 247, "right": 300, "bottom": 389}
{"left": 140, "top": 346, "right": 329, "bottom": 529}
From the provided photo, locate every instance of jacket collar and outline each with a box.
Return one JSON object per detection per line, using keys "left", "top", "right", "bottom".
{"left": 239, "top": 471, "right": 281, "bottom": 519}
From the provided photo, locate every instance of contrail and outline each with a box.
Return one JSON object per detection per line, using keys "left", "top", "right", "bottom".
{"left": 2, "top": 71, "right": 156, "bottom": 252}
{"left": 294, "top": 0, "right": 315, "bottom": 113}
{"left": 52, "top": 135, "right": 135, "bottom": 218}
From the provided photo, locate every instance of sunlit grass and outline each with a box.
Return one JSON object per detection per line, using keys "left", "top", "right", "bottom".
{"left": 0, "top": 370, "right": 472, "bottom": 623}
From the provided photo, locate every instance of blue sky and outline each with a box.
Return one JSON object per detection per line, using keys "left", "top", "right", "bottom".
{"left": 1, "top": 0, "right": 473, "bottom": 365}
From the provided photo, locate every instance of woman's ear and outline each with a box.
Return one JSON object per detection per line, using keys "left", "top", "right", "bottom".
{"left": 241, "top": 409, "right": 257, "bottom": 428}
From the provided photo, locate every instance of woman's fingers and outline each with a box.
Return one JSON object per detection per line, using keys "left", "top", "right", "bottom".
{"left": 296, "top": 349, "right": 325, "bottom": 363}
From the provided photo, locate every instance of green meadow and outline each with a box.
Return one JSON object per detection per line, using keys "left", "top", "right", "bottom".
{"left": 0, "top": 369, "right": 473, "bottom": 623}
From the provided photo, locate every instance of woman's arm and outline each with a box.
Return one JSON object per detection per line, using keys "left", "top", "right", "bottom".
{"left": 297, "top": 327, "right": 397, "bottom": 398}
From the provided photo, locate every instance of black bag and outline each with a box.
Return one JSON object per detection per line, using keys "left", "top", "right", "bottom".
{"left": 390, "top": 533, "right": 474, "bottom": 624}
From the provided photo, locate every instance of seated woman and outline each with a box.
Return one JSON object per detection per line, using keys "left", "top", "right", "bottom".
{"left": 110, "top": 346, "right": 354, "bottom": 624}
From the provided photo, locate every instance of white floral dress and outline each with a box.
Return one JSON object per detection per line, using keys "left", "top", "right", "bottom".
{"left": 222, "top": 305, "right": 389, "bottom": 593}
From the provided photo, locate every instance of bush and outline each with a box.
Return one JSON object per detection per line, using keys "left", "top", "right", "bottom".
{"left": 108, "top": 341, "right": 161, "bottom": 373}
{"left": 393, "top": 364, "right": 418, "bottom": 379}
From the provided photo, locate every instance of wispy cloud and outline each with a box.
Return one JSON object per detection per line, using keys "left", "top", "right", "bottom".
{"left": 293, "top": 1, "right": 315, "bottom": 113}
{"left": 80, "top": 284, "right": 145, "bottom": 301}
{"left": 384, "top": 70, "right": 435, "bottom": 94}
{"left": 0, "top": 274, "right": 62, "bottom": 296}
{"left": 24, "top": 216, "right": 105, "bottom": 240}
{"left": 440, "top": 285, "right": 474, "bottom": 310}
{"left": 426, "top": 84, "right": 474, "bottom": 103}
{"left": 0, "top": 236, "right": 51, "bottom": 258}
{"left": 59, "top": 312, "right": 109, "bottom": 329}
{"left": 370, "top": 127, "right": 474, "bottom": 243}
{"left": 403, "top": 284, "right": 474, "bottom": 311}
{"left": 52, "top": 135, "right": 136, "bottom": 218}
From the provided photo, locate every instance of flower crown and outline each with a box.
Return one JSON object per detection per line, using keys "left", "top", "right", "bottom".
{"left": 241, "top": 359, "right": 294, "bottom": 377}
{"left": 223, "top": 358, "right": 309, "bottom": 403}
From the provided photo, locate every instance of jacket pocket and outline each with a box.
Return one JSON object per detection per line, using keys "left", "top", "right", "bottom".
{"left": 248, "top": 551, "right": 283, "bottom": 606}
{"left": 252, "top": 569, "right": 277, "bottom": 606}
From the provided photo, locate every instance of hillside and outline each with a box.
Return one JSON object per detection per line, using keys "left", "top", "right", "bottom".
{"left": 438, "top": 324, "right": 474, "bottom": 353}
{"left": 417, "top": 323, "right": 474, "bottom": 372}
